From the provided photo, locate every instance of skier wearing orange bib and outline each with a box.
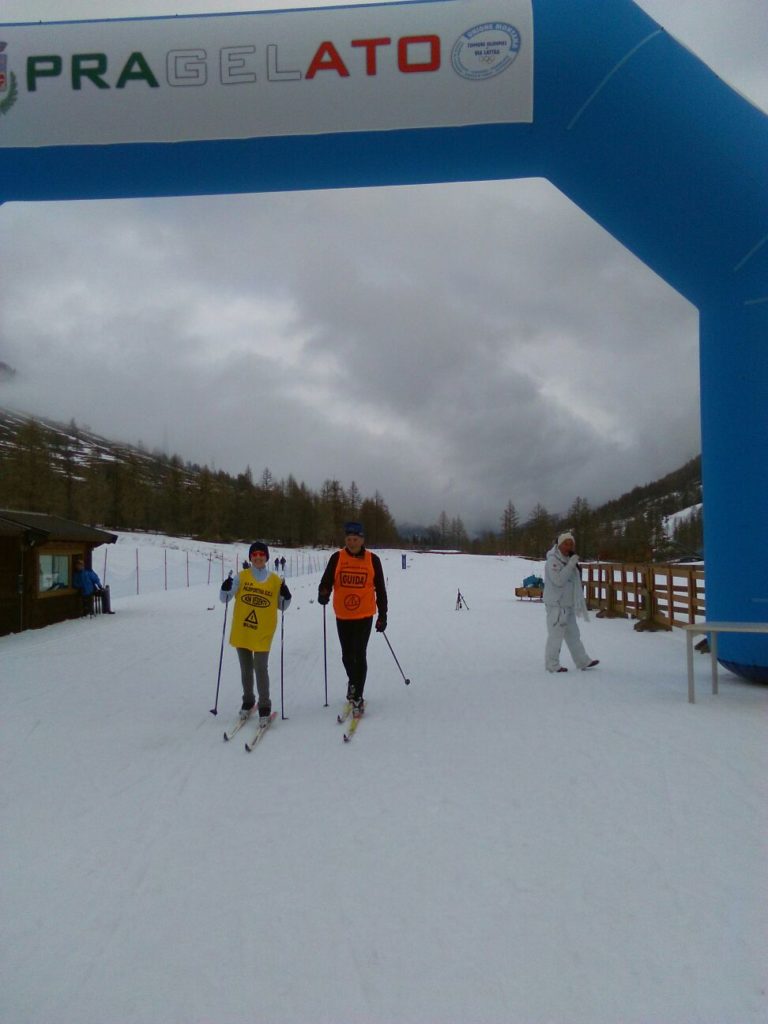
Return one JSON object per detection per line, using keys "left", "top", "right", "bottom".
{"left": 317, "top": 522, "right": 388, "bottom": 717}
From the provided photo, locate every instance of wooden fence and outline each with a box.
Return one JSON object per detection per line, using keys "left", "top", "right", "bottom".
{"left": 581, "top": 562, "right": 705, "bottom": 629}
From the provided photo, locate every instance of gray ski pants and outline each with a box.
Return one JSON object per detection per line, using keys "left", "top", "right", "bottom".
{"left": 236, "top": 648, "right": 271, "bottom": 711}
{"left": 545, "top": 606, "right": 590, "bottom": 672}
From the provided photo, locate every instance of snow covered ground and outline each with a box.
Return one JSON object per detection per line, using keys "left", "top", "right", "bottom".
{"left": 2, "top": 535, "right": 766, "bottom": 1024}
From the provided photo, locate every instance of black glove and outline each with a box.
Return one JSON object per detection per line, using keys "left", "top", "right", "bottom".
{"left": 375, "top": 615, "right": 387, "bottom": 632}
{"left": 317, "top": 591, "right": 329, "bottom": 606}
{"left": 221, "top": 576, "right": 233, "bottom": 592}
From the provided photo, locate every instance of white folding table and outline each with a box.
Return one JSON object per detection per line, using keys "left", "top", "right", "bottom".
{"left": 681, "top": 621, "right": 768, "bottom": 703}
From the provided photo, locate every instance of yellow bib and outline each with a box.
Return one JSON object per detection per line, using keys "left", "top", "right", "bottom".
{"left": 229, "top": 570, "right": 281, "bottom": 652}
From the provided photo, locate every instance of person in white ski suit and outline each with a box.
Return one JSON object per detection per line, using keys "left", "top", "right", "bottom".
{"left": 543, "top": 532, "right": 599, "bottom": 673}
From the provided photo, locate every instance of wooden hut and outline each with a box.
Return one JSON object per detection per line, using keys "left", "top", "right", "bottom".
{"left": 0, "top": 510, "right": 117, "bottom": 636}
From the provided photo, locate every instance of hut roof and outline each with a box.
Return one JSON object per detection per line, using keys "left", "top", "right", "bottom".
{"left": 0, "top": 510, "right": 117, "bottom": 545}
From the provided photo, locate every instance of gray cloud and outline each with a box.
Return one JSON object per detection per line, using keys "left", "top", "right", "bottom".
{"left": 1, "top": 0, "right": 765, "bottom": 530}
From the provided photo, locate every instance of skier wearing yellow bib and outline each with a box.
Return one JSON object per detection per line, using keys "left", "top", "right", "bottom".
{"left": 220, "top": 541, "right": 291, "bottom": 726}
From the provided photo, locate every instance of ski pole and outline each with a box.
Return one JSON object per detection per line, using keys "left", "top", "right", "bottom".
{"left": 280, "top": 603, "right": 288, "bottom": 720}
{"left": 381, "top": 632, "right": 411, "bottom": 686}
{"left": 322, "top": 604, "right": 329, "bottom": 707}
{"left": 210, "top": 571, "right": 233, "bottom": 715}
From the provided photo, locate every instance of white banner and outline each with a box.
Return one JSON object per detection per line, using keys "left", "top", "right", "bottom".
{"left": 0, "top": 0, "right": 533, "bottom": 148}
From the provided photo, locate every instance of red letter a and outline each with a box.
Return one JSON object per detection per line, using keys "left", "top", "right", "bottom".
{"left": 306, "top": 41, "right": 350, "bottom": 79}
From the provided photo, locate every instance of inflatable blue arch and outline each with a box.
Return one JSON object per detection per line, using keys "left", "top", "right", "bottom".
{"left": 1, "top": 0, "right": 766, "bottom": 680}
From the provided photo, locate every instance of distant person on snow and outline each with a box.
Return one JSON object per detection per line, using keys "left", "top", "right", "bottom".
{"left": 317, "top": 522, "right": 388, "bottom": 719}
{"left": 543, "top": 531, "right": 599, "bottom": 673}
{"left": 72, "top": 557, "right": 105, "bottom": 615}
{"left": 220, "top": 541, "right": 291, "bottom": 726}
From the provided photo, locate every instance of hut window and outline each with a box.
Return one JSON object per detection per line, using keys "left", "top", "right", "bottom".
{"left": 39, "top": 553, "right": 71, "bottom": 593}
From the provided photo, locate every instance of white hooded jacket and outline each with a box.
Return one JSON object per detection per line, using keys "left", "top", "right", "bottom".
{"left": 543, "top": 543, "right": 589, "bottom": 621}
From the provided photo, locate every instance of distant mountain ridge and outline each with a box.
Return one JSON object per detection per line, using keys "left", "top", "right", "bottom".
{"left": 0, "top": 406, "right": 399, "bottom": 547}
{"left": 0, "top": 407, "right": 195, "bottom": 487}
{"left": 0, "top": 406, "right": 701, "bottom": 557}
{"left": 594, "top": 457, "right": 701, "bottom": 528}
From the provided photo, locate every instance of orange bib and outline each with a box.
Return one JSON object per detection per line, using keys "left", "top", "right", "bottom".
{"left": 333, "top": 549, "right": 377, "bottom": 619}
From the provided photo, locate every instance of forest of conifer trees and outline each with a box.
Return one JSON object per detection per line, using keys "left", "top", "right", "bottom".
{"left": 0, "top": 410, "right": 703, "bottom": 560}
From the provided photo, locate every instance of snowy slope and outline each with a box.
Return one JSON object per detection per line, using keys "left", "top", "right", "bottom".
{"left": 1, "top": 540, "right": 766, "bottom": 1024}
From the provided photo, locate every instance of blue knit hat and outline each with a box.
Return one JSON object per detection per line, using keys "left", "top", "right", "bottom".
{"left": 344, "top": 521, "right": 364, "bottom": 536}
{"left": 249, "top": 540, "right": 269, "bottom": 558}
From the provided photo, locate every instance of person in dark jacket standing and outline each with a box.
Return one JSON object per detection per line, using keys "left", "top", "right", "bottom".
{"left": 317, "top": 522, "right": 388, "bottom": 718}
{"left": 72, "top": 557, "right": 105, "bottom": 615}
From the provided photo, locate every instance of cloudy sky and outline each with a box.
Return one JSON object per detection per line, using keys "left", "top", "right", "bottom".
{"left": 0, "top": 0, "right": 766, "bottom": 532}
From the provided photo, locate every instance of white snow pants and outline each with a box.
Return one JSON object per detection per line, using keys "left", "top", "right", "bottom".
{"left": 545, "top": 606, "right": 590, "bottom": 672}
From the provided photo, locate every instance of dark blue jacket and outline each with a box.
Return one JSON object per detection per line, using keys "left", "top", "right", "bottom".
{"left": 73, "top": 568, "right": 102, "bottom": 596}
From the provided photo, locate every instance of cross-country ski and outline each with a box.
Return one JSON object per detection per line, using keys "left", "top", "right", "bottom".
{"left": 336, "top": 701, "right": 352, "bottom": 724}
{"left": 222, "top": 709, "right": 253, "bottom": 741}
{"left": 244, "top": 711, "right": 277, "bottom": 751}
{"left": 342, "top": 715, "right": 361, "bottom": 742}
